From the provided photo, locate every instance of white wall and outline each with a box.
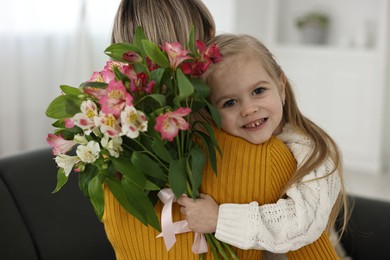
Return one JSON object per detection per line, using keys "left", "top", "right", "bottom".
{"left": 203, "top": 0, "right": 237, "bottom": 34}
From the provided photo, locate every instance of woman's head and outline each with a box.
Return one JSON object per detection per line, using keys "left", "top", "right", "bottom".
{"left": 111, "top": 0, "right": 215, "bottom": 46}
{"left": 202, "top": 34, "right": 287, "bottom": 144}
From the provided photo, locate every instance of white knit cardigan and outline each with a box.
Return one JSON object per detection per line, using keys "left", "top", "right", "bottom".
{"left": 215, "top": 124, "right": 341, "bottom": 253}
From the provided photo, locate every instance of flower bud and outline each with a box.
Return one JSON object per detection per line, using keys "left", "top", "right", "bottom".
{"left": 123, "top": 51, "right": 143, "bottom": 63}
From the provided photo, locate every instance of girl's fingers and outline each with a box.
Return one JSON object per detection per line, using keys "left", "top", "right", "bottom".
{"left": 176, "top": 195, "right": 191, "bottom": 206}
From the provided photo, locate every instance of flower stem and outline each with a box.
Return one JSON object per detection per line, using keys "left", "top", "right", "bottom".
{"left": 222, "top": 241, "right": 238, "bottom": 260}
{"left": 210, "top": 234, "right": 229, "bottom": 259}
{"left": 205, "top": 233, "right": 220, "bottom": 260}
{"left": 186, "top": 182, "right": 193, "bottom": 198}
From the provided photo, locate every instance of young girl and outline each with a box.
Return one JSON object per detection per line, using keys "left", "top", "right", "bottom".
{"left": 177, "top": 34, "right": 348, "bottom": 259}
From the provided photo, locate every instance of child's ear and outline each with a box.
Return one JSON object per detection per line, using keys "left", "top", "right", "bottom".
{"left": 279, "top": 73, "right": 287, "bottom": 102}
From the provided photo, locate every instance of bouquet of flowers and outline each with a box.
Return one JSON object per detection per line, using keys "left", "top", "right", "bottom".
{"left": 46, "top": 27, "right": 237, "bottom": 259}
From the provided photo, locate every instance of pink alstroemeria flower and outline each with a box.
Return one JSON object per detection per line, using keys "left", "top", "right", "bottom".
{"left": 161, "top": 42, "right": 191, "bottom": 69}
{"left": 46, "top": 134, "right": 76, "bottom": 155}
{"left": 129, "top": 72, "right": 155, "bottom": 94}
{"left": 154, "top": 107, "right": 191, "bottom": 142}
{"left": 196, "top": 40, "right": 221, "bottom": 63}
{"left": 104, "top": 61, "right": 137, "bottom": 81}
{"left": 64, "top": 118, "right": 75, "bottom": 128}
{"left": 181, "top": 41, "right": 221, "bottom": 77}
{"left": 146, "top": 56, "right": 158, "bottom": 71}
{"left": 99, "top": 80, "right": 133, "bottom": 117}
{"left": 83, "top": 87, "right": 107, "bottom": 100}
{"left": 89, "top": 61, "right": 137, "bottom": 84}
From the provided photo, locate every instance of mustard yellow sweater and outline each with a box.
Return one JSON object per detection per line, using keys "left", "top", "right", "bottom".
{"left": 103, "top": 129, "right": 339, "bottom": 259}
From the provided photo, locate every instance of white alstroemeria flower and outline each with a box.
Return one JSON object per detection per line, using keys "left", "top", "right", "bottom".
{"left": 72, "top": 100, "right": 98, "bottom": 134}
{"left": 120, "top": 105, "right": 148, "bottom": 138}
{"left": 55, "top": 154, "right": 80, "bottom": 177}
{"left": 101, "top": 136, "right": 123, "bottom": 158}
{"left": 76, "top": 141, "right": 101, "bottom": 163}
{"left": 94, "top": 112, "right": 121, "bottom": 138}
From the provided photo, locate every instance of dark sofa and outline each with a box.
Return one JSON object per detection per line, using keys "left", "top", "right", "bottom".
{"left": 0, "top": 148, "right": 115, "bottom": 260}
{"left": 0, "top": 148, "right": 389, "bottom": 260}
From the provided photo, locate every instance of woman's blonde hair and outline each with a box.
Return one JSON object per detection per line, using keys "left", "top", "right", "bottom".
{"left": 203, "top": 33, "right": 349, "bottom": 235}
{"left": 111, "top": 0, "right": 215, "bottom": 47}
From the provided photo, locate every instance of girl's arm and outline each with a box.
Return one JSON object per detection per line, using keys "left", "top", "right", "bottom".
{"left": 178, "top": 124, "right": 341, "bottom": 253}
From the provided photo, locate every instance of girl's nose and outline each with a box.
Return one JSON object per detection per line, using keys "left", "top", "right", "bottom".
{"left": 241, "top": 103, "right": 258, "bottom": 117}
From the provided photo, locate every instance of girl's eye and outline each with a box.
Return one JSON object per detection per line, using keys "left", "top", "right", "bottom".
{"left": 253, "top": 87, "right": 265, "bottom": 95}
{"left": 223, "top": 99, "right": 237, "bottom": 108}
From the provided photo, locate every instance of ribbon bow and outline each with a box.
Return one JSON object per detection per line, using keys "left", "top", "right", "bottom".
{"left": 156, "top": 188, "right": 208, "bottom": 254}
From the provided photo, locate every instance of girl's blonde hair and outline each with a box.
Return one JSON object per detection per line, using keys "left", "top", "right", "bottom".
{"left": 111, "top": 0, "right": 215, "bottom": 47}
{"left": 203, "top": 33, "right": 349, "bottom": 235}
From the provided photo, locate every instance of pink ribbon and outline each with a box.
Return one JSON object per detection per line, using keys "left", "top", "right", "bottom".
{"left": 156, "top": 188, "right": 208, "bottom": 254}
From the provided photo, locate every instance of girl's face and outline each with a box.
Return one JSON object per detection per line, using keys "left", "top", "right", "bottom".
{"left": 208, "top": 55, "right": 285, "bottom": 144}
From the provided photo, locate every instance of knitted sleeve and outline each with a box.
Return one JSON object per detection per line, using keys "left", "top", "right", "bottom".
{"left": 214, "top": 124, "right": 341, "bottom": 253}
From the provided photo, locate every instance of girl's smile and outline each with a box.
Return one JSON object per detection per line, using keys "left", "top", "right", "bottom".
{"left": 242, "top": 117, "right": 268, "bottom": 129}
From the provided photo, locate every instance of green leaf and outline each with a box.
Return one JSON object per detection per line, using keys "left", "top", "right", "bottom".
{"left": 78, "top": 165, "right": 98, "bottom": 198}
{"left": 150, "top": 68, "right": 165, "bottom": 89}
{"left": 111, "top": 157, "right": 148, "bottom": 189}
{"left": 191, "top": 78, "right": 210, "bottom": 99}
{"left": 60, "top": 85, "right": 82, "bottom": 96}
{"left": 202, "top": 123, "right": 222, "bottom": 157}
{"left": 142, "top": 40, "right": 170, "bottom": 68}
{"left": 206, "top": 101, "right": 222, "bottom": 129}
{"left": 144, "top": 180, "right": 161, "bottom": 191}
{"left": 79, "top": 81, "right": 108, "bottom": 90}
{"left": 105, "top": 177, "right": 148, "bottom": 226}
{"left": 169, "top": 158, "right": 187, "bottom": 198}
{"left": 151, "top": 140, "right": 173, "bottom": 163}
{"left": 189, "top": 146, "right": 206, "bottom": 197}
{"left": 194, "top": 131, "right": 218, "bottom": 175}
{"left": 136, "top": 94, "right": 166, "bottom": 114}
{"left": 104, "top": 43, "right": 141, "bottom": 62}
{"left": 45, "top": 95, "right": 83, "bottom": 119}
{"left": 52, "top": 168, "right": 69, "bottom": 193}
{"left": 52, "top": 120, "right": 66, "bottom": 128}
{"left": 121, "top": 178, "right": 161, "bottom": 231}
{"left": 133, "top": 63, "right": 149, "bottom": 74}
{"left": 187, "top": 25, "right": 195, "bottom": 53}
{"left": 176, "top": 68, "right": 194, "bottom": 99}
{"left": 88, "top": 175, "right": 105, "bottom": 220}
{"left": 131, "top": 152, "right": 167, "bottom": 181}
{"left": 133, "top": 26, "right": 147, "bottom": 57}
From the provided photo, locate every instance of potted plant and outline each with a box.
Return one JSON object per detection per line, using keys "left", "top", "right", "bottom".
{"left": 295, "top": 12, "right": 330, "bottom": 44}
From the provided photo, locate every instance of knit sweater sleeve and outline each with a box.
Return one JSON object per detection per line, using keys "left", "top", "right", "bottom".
{"left": 214, "top": 124, "right": 341, "bottom": 253}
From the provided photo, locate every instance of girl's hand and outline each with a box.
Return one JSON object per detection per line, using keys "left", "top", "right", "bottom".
{"left": 177, "top": 193, "right": 219, "bottom": 234}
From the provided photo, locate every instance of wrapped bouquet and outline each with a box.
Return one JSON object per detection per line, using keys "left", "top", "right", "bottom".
{"left": 46, "top": 27, "right": 237, "bottom": 259}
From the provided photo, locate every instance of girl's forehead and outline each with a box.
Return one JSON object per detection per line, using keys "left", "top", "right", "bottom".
{"left": 218, "top": 54, "right": 265, "bottom": 73}
{"left": 225, "top": 53, "right": 263, "bottom": 66}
